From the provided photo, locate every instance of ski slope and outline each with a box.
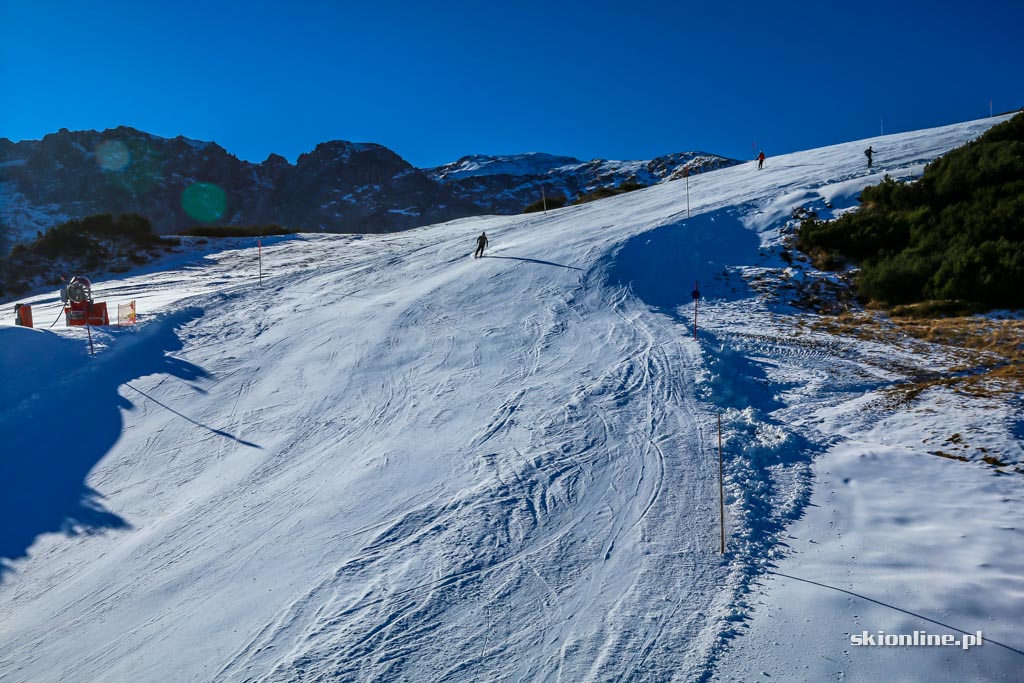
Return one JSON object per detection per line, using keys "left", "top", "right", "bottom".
{"left": 1, "top": 116, "right": 1020, "bottom": 682}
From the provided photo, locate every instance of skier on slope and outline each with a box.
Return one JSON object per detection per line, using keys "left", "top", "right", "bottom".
{"left": 474, "top": 232, "right": 488, "bottom": 259}
{"left": 864, "top": 146, "right": 874, "bottom": 168}
{"left": 757, "top": 150, "right": 766, "bottom": 170}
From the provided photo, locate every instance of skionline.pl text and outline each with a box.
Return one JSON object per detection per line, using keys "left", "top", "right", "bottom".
{"left": 851, "top": 631, "right": 984, "bottom": 650}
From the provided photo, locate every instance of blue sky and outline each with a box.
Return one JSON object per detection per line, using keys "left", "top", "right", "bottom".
{"left": 1, "top": 0, "right": 1021, "bottom": 168}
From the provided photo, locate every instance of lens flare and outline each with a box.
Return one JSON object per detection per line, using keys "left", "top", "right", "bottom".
{"left": 181, "top": 182, "right": 227, "bottom": 223}
{"left": 95, "top": 140, "right": 131, "bottom": 171}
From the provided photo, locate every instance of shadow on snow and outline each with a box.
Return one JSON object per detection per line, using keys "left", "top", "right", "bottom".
{"left": 0, "top": 306, "right": 227, "bottom": 582}
{"left": 485, "top": 255, "right": 582, "bottom": 270}
{"left": 605, "top": 208, "right": 828, "bottom": 680}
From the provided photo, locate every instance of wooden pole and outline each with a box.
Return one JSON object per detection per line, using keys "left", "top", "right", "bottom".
{"left": 694, "top": 297, "right": 698, "bottom": 340}
{"left": 542, "top": 186, "right": 547, "bottom": 212}
{"left": 718, "top": 413, "right": 725, "bottom": 554}
{"left": 692, "top": 280, "right": 699, "bottom": 341}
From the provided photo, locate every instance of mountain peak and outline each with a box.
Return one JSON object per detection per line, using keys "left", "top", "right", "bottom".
{"left": 0, "top": 127, "right": 739, "bottom": 243}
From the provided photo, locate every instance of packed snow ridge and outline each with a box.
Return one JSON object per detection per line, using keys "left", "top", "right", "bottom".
{"left": 1, "top": 115, "right": 1021, "bottom": 682}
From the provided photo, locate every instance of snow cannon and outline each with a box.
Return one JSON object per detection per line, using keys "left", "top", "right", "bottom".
{"left": 63, "top": 275, "right": 109, "bottom": 326}
{"left": 66, "top": 275, "right": 93, "bottom": 304}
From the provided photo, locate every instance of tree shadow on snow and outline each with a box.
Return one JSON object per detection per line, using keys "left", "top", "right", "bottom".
{"left": 607, "top": 209, "right": 834, "bottom": 678}
{"left": 605, "top": 208, "right": 761, "bottom": 311}
{"left": 0, "top": 306, "right": 213, "bottom": 583}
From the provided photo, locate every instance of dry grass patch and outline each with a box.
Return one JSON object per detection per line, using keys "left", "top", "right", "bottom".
{"left": 812, "top": 312, "right": 1023, "bottom": 398}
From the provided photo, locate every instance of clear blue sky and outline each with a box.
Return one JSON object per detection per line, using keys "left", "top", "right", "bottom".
{"left": 1, "top": 0, "right": 1021, "bottom": 168}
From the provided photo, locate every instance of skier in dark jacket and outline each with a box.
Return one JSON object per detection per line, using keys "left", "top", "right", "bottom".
{"left": 474, "top": 232, "right": 488, "bottom": 259}
{"left": 757, "top": 150, "right": 766, "bottom": 170}
{"left": 865, "top": 146, "right": 874, "bottom": 168}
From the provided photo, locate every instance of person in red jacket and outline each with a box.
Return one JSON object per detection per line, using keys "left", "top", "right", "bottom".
{"left": 757, "top": 150, "right": 766, "bottom": 170}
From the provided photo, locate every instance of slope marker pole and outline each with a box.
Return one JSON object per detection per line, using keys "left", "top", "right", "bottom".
{"left": 691, "top": 280, "right": 700, "bottom": 341}
{"left": 718, "top": 412, "right": 725, "bottom": 555}
{"left": 685, "top": 169, "right": 690, "bottom": 219}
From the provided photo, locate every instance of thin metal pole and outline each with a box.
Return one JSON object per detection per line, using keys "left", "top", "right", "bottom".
{"left": 686, "top": 173, "right": 690, "bottom": 219}
{"left": 258, "top": 238, "right": 263, "bottom": 287}
{"left": 542, "top": 186, "right": 547, "bottom": 212}
{"left": 718, "top": 413, "right": 725, "bottom": 554}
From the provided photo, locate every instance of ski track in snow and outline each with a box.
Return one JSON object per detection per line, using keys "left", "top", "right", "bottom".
{"left": 0, "top": 116, "right": 1018, "bottom": 682}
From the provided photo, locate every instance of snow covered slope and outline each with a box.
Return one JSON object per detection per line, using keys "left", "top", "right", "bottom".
{"left": 1, "top": 116, "right": 1020, "bottom": 682}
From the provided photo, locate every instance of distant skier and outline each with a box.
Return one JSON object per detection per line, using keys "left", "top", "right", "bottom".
{"left": 864, "top": 146, "right": 874, "bottom": 168}
{"left": 757, "top": 150, "right": 766, "bottom": 170}
{"left": 474, "top": 231, "right": 488, "bottom": 259}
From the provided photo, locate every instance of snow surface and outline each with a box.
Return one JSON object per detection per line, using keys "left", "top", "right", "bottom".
{"left": 1, "top": 115, "right": 1021, "bottom": 682}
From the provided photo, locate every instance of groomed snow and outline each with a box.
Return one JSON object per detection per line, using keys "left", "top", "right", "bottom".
{"left": 1, "top": 115, "right": 1020, "bottom": 682}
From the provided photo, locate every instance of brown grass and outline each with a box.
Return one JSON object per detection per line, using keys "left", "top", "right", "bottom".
{"left": 812, "top": 312, "right": 1024, "bottom": 399}
{"left": 930, "top": 450, "right": 970, "bottom": 462}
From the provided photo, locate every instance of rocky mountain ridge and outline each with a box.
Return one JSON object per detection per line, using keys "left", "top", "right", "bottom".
{"left": 427, "top": 151, "right": 737, "bottom": 214}
{"left": 0, "top": 127, "right": 737, "bottom": 248}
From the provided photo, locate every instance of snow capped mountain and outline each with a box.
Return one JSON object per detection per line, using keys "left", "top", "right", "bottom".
{"left": 427, "top": 152, "right": 583, "bottom": 180}
{"left": 0, "top": 128, "right": 479, "bottom": 239}
{"left": 1, "top": 116, "right": 1020, "bottom": 682}
{"left": 427, "top": 150, "right": 738, "bottom": 213}
{"left": 0, "top": 130, "right": 736, "bottom": 247}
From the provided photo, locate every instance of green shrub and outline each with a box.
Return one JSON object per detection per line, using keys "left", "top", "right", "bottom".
{"left": 523, "top": 195, "right": 567, "bottom": 213}
{"left": 572, "top": 181, "right": 647, "bottom": 206}
{"left": 0, "top": 213, "right": 169, "bottom": 295}
{"left": 180, "top": 224, "right": 295, "bottom": 237}
{"left": 797, "top": 112, "right": 1024, "bottom": 311}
